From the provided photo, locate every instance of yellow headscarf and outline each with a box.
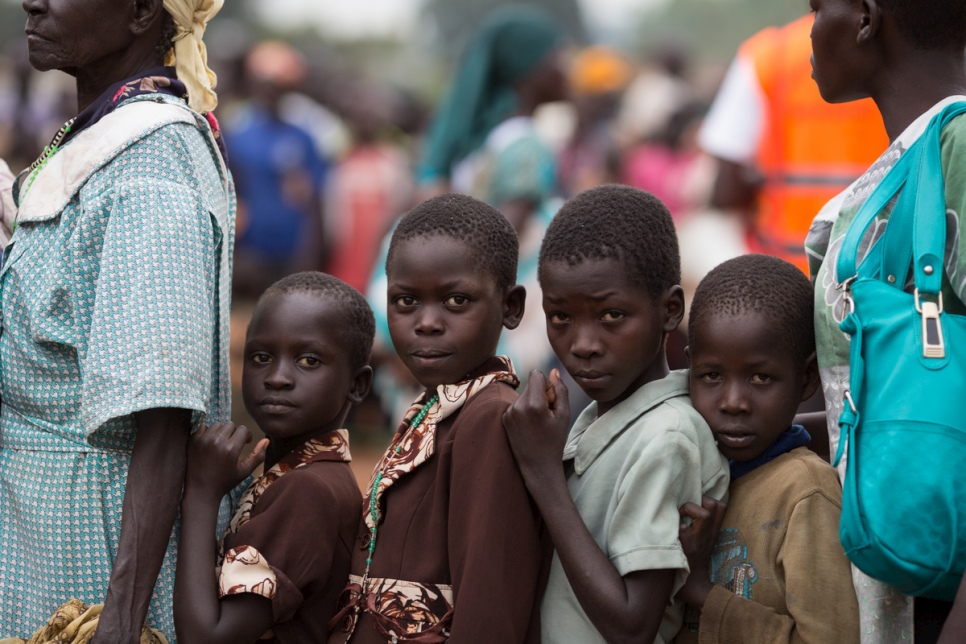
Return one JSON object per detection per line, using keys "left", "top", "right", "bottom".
{"left": 162, "top": 0, "right": 223, "bottom": 113}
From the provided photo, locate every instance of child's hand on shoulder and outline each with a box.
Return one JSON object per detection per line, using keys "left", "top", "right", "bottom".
{"left": 186, "top": 422, "right": 269, "bottom": 501}
{"left": 503, "top": 368, "right": 570, "bottom": 482}
{"left": 677, "top": 496, "right": 727, "bottom": 608}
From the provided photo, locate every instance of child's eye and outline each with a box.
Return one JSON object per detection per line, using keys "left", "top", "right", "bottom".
{"left": 297, "top": 356, "right": 321, "bottom": 368}
{"left": 394, "top": 295, "right": 418, "bottom": 308}
{"left": 701, "top": 372, "right": 722, "bottom": 382}
{"left": 751, "top": 373, "right": 773, "bottom": 384}
{"left": 547, "top": 312, "right": 569, "bottom": 325}
{"left": 250, "top": 352, "right": 272, "bottom": 365}
{"left": 444, "top": 294, "right": 470, "bottom": 307}
{"left": 601, "top": 310, "right": 626, "bottom": 322}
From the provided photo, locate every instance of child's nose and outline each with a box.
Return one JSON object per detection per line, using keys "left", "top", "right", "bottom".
{"left": 720, "top": 382, "right": 750, "bottom": 413}
{"left": 571, "top": 324, "right": 603, "bottom": 358}
{"left": 414, "top": 307, "right": 444, "bottom": 335}
{"left": 265, "top": 362, "right": 294, "bottom": 389}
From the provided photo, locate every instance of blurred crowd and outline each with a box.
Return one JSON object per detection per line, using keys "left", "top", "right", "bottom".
{"left": 0, "top": 7, "right": 883, "bottom": 447}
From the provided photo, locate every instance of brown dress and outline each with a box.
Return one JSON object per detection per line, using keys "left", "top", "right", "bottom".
{"left": 218, "top": 431, "right": 362, "bottom": 643}
{"left": 329, "top": 358, "right": 544, "bottom": 643}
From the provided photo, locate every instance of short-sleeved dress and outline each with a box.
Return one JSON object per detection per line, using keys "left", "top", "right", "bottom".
{"left": 804, "top": 95, "right": 966, "bottom": 642}
{"left": 217, "top": 430, "right": 362, "bottom": 642}
{"left": 0, "top": 95, "right": 234, "bottom": 640}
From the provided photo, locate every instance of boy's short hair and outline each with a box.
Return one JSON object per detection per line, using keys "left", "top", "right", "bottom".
{"left": 880, "top": 0, "right": 966, "bottom": 50}
{"left": 386, "top": 194, "right": 519, "bottom": 291}
{"left": 257, "top": 272, "right": 375, "bottom": 370}
{"left": 538, "top": 185, "right": 680, "bottom": 298}
{"left": 688, "top": 254, "right": 815, "bottom": 363}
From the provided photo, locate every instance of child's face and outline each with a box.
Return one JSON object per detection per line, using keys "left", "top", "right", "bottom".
{"left": 243, "top": 292, "right": 363, "bottom": 442}
{"left": 540, "top": 258, "right": 683, "bottom": 417}
{"left": 808, "top": 0, "right": 872, "bottom": 103}
{"left": 387, "top": 235, "right": 523, "bottom": 390}
{"left": 688, "top": 312, "right": 818, "bottom": 462}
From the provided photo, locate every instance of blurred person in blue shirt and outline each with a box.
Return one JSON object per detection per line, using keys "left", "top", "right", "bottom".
{"left": 227, "top": 41, "right": 328, "bottom": 299}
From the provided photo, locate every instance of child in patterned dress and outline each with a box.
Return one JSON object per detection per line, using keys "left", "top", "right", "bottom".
{"left": 173, "top": 272, "right": 373, "bottom": 643}
{"left": 327, "top": 194, "right": 544, "bottom": 644}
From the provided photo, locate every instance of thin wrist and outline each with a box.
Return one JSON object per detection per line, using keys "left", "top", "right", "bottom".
{"left": 181, "top": 484, "right": 223, "bottom": 508}
{"left": 525, "top": 466, "right": 569, "bottom": 507}
{"left": 683, "top": 578, "right": 714, "bottom": 609}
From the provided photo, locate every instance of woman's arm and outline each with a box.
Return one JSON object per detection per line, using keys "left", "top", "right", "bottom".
{"left": 174, "top": 422, "right": 272, "bottom": 644}
{"left": 93, "top": 407, "right": 191, "bottom": 644}
{"left": 503, "top": 370, "right": 675, "bottom": 643}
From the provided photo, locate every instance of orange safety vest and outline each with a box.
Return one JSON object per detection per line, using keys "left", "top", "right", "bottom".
{"left": 743, "top": 14, "right": 889, "bottom": 272}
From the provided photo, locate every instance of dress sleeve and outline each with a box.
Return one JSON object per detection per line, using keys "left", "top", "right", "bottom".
{"left": 607, "top": 427, "right": 699, "bottom": 585}
{"left": 940, "top": 114, "right": 966, "bottom": 309}
{"left": 220, "top": 470, "right": 342, "bottom": 624}
{"left": 697, "top": 53, "right": 766, "bottom": 165}
{"left": 446, "top": 391, "right": 543, "bottom": 643}
{"left": 78, "top": 124, "right": 224, "bottom": 433}
{"left": 697, "top": 491, "right": 860, "bottom": 644}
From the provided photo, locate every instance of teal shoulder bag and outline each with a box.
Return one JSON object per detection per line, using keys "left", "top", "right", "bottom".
{"left": 834, "top": 102, "right": 966, "bottom": 601}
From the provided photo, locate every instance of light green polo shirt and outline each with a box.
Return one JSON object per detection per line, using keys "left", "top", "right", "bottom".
{"left": 540, "top": 370, "right": 729, "bottom": 644}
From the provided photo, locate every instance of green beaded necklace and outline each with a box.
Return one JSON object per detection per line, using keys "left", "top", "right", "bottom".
{"left": 362, "top": 393, "right": 439, "bottom": 585}
{"left": 19, "top": 117, "right": 77, "bottom": 204}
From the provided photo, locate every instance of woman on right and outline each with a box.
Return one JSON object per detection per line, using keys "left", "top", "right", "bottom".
{"left": 804, "top": 0, "right": 966, "bottom": 642}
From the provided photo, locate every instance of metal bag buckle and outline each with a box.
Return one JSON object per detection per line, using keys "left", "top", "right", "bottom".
{"left": 914, "top": 289, "right": 945, "bottom": 359}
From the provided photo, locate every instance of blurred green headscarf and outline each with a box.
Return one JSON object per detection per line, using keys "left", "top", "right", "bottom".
{"left": 418, "top": 6, "right": 564, "bottom": 184}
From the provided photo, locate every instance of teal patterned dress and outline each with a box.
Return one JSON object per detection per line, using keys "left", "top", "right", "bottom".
{"left": 0, "top": 95, "right": 234, "bottom": 640}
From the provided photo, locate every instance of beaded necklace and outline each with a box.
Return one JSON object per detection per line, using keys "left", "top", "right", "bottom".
{"left": 19, "top": 117, "right": 77, "bottom": 203}
{"left": 360, "top": 392, "right": 439, "bottom": 590}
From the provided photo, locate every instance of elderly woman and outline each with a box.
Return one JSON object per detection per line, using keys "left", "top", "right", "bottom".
{"left": 0, "top": 0, "right": 232, "bottom": 641}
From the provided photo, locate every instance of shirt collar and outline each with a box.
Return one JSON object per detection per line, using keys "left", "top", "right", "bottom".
{"left": 563, "top": 370, "right": 690, "bottom": 475}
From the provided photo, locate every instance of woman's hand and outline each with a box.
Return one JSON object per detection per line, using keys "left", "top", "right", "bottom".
{"left": 677, "top": 496, "right": 728, "bottom": 608}
{"left": 502, "top": 368, "right": 570, "bottom": 485}
{"left": 186, "top": 422, "right": 268, "bottom": 502}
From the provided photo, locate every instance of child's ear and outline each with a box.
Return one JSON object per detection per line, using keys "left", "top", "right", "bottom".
{"left": 347, "top": 365, "right": 374, "bottom": 405}
{"left": 502, "top": 284, "right": 527, "bottom": 330}
{"left": 800, "top": 351, "right": 821, "bottom": 403}
{"left": 858, "top": 0, "right": 882, "bottom": 45}
{"left": 684, "top": 345, "right": 691, "bottom": 367}
{"left": 662, "top": 285, "right": 686, "bottom": 334}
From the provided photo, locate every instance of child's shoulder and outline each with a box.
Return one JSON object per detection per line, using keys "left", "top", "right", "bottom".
{"left": 616, "top": 387, "right": 717, "bottom": 461}
{"left": 737, "top": 446, "right": 842, "bottom": 506}
{"left": 453, "top": 377, "right": 518, "bottom": 424}
{"left": 259, "top": 459, "right": 362, "bottom": 516}
{"left": 625, "top": 372, "right": 715, "bottom": 448}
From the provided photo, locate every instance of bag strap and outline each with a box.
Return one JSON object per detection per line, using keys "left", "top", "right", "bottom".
{"left": 911, "top": 105, "right": 963, "bottom": 296}
{"left": 836, "top": 102, "right": 966, "bottom": 288}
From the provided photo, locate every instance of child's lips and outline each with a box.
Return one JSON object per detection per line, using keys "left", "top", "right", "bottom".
{"left": 410, "top": 350, "right": 453, "bottom": 368}
{"left": 715, "top": 430, "right": 755, "bottom": 448}
{"left": 258, "top": 398, "right": 296, "bottom": 414}
{"left": 573, "top": 370, "right": 609, "bottom": 387}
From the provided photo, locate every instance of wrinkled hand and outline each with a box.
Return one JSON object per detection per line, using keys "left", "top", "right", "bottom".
{"left": 503, "top": 369, "right": 571, "bottom": 483}
{"left": 185, "top": 422, "right": 269, "bottom": 500}
{"left": 677, "top": 496, "right": 728, "bottom": 608}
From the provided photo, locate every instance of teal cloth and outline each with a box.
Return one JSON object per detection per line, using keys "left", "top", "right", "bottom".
{"left": 417, "top": 6, "right": 563, "bottom": 184}
{"left": 0, "top": 95, "right": 234, "bottom": 640}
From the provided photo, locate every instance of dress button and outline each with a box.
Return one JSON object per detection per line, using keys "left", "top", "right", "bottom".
{"left": 360, "top": 533, "right": 371, "bottom": 549}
